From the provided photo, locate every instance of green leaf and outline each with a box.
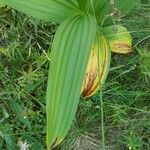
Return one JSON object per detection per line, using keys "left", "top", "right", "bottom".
{"left": 102, "top": 25, "right": 132, "bottom": 54}
{"left": 92, "top": 0, "right": 104, "bottom": 14}
{"left": 0, "top": 0, "right": 80, "bottom": 23}
{"left": 46, "top": 14, "right": 97, "bottom": 149}
{"left": 77, "top": 0, "right": 86, "bottom": 10}
{"left": 77, "top": 0, "right": 91, "bottom": 11}
{"left": 65, "top": 0, "right": 79, "bottom": 8}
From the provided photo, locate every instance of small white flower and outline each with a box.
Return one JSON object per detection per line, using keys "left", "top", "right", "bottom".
{"left": 110, "top": 0, "right": 115, "bottom": 5}
{"left": 18, "top": 140, "right": 30, "bottom": 150}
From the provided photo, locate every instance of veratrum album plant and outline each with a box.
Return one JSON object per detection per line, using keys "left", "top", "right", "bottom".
{"left": 0, "top": 0, "right": 140, "bottom": 149}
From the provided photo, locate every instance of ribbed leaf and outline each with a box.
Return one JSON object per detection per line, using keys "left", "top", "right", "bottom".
{"left": 77, "top": 0, "right": 91, "bottom": 11}
{"left": 92, "top": 0, "right": 104, "bottom": 15}
{"left": 102, "top": 25, "right": 132, "bottom": 54}
{"left": 76, "top": 0, "right": 103, "bottom": 16}
{"left": 78, "top": 0, "right": 102, "bottom": 13}
{"left": 0, "top": 0, "right": 80, "bottom": 23}
{"left": 65, "top": 0, "right": 79, "bottom": 8}
{"left": 82, "top": 36, "right": 111, "bottom": 98}
{"left": 77, "top": 0, "right": 86, "bottom": 10}
{"left": 46, "top": 14, "right": 96, "bottom": 149}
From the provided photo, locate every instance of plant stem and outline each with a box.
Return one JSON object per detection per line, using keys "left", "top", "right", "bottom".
{"left": 100, "top": 90, "right": 106, "bottom": 150}
{"left": 96, "top": 33, "right": 106, "bottom": 150}
{"left": 97, "top": 32, "right": 106, "bottom": 150}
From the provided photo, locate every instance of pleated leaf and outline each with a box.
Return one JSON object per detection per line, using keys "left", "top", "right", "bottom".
{"left": 77, "top": 0, "right": 86, "bottom": 10}
{"left": 65, "top": 0, "right": 79, "bottom": 8}
{"left": 82, "top": 36, "right": 111, "bottom": 98}
{"left": 0, "top": 0, "right": 79, "bottom": 23}
{"left": 92, "top": 0, "right": 104, "bottom": 15}
{"left": 46, "top": 14, "right": 96, "bottom": 149}
{"left": 76, "top": 0, "right": 101, "bottom": 13}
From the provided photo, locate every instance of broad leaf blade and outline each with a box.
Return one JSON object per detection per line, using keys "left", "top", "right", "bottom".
{"left": 65, "top": 0, "right": 79, "bottom": 8}
{"left": 102, "top": 25, "right": 132, "bottom": 54}
{"left": 0, "top": 0, "right": 79, "bottom": 23}
{"left": 77, "top": 0, "right": 91, "bottom": 11}
{"left": 46, "top": 14, "right": 97, "bottom": 148}
{"left": 77, "top": 0, "right": 86, "bottom": 10}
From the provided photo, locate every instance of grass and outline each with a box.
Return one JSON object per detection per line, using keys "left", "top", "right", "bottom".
{"left": 0, "top": 1, "right": 150, "bottom": 150}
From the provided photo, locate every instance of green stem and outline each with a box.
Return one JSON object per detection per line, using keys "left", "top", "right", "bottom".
{"left": 96, "top": 34, "right": 106, "bottom": 150}
{"left": 100, "top": 90, "right": 105, "bottom": 150}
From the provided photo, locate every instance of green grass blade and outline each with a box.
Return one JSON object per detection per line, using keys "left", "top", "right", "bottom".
{"left": 46, "top": 14, "right": 97, "bottom": 149}
{"left": 0, "top": 0, "right": 80, "bottom": 23}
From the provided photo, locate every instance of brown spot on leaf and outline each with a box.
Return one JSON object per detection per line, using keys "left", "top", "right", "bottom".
{"left": 83, "top": 68, "right": 98, "bottom": 97}
{"left": 112, "top": 42, "right": 132, "bottom": 53}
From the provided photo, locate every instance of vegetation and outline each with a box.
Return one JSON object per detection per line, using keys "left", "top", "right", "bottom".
{"left": 0, "top": 0, "right": 150, "bottom": 150}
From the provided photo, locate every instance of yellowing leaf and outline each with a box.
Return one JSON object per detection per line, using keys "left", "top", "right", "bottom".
{"left": 102, "top": 25, "right": 132, "bottom": 54}
{"left": 82, "top": 36, "right": 111, "bottom": 98}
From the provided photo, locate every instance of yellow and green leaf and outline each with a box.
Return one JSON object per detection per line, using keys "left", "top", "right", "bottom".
{"left": 82, "top": 36, "right": 111, "bottom": 98}
{"left": 102, "top": 25, "right": 132, "bottom": 54}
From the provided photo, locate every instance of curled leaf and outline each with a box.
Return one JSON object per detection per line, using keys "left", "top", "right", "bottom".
{"left": 82, "top": 36, "right": 111, "bottom": 98}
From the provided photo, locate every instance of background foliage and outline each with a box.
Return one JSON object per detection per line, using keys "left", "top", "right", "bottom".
{"left": 0, "top": 0, "right": 150, "bottom": 149}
